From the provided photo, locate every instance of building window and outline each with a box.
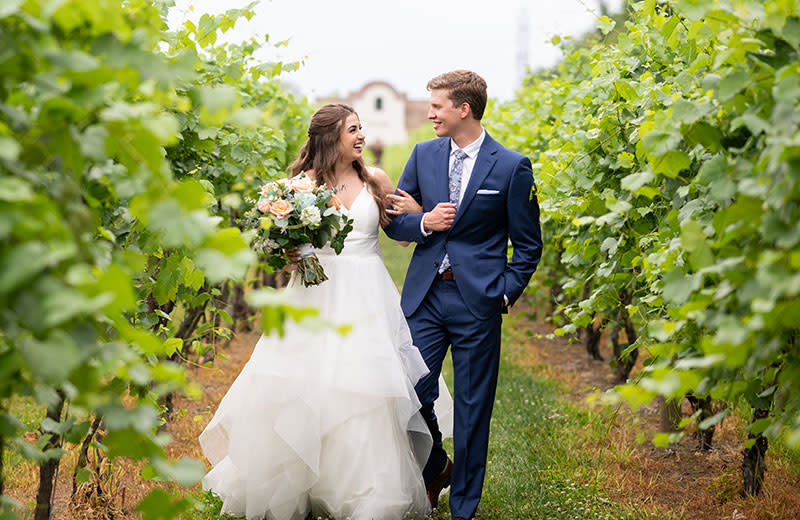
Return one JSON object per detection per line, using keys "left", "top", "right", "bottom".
{"left": 375, "top": 97, "right": 383, "bottom": 111}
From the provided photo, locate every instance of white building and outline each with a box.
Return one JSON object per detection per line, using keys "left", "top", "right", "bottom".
{"left": 318, "top": 81, "right": 429, "bottom": 147}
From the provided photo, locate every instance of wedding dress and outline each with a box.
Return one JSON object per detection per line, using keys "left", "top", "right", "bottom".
{"left": 199, "top": 181, "right": 453, "bottom": 520}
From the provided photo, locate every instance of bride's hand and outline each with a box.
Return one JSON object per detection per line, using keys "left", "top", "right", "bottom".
{"left": 283, "top": 247, "right": 302, "bottom": 271}
{"left": 386, "top": 189, "right": 422, "bottom": 215}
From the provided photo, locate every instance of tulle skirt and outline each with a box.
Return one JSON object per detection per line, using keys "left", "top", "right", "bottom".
{"left": 199, "top": 244, "right": 453, "bottom": 520}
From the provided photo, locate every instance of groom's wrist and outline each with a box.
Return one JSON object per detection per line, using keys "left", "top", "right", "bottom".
{"left": 420, "top": 213, "right": 432, "bottom": 236}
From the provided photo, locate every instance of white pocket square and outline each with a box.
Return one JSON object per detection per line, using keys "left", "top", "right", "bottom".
{"left": 476, "top": 189, "right": 500, "bottom": 195}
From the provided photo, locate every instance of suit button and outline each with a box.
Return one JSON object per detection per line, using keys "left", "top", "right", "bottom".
{"left": 433, "top": 262, "right": 439, "bottom": 267}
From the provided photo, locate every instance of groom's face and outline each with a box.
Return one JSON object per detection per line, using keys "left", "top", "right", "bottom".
{"left": 428, "top": 88, "right": 464, "bottom": 138}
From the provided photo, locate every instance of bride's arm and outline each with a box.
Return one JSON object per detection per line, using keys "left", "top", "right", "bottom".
{"left": 370, "top": 167, "right": 420, "bottom": 247}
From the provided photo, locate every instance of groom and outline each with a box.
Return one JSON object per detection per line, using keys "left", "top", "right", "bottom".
{"left": 385, "top": 70, "right": 542, "bottom": 520}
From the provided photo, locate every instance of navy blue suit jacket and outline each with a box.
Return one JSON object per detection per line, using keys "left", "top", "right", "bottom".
{"left": 384, "top": 132, "right": 543, "bottom": 319}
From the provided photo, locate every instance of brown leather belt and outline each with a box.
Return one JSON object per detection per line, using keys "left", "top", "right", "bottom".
{"left": 436, "top": 268, "right": 455, "bottom": 281}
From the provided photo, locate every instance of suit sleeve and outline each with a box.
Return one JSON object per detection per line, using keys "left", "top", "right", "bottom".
{"left": 383, "top": 144, "right": 429, "bottom": 243}
{"left": 503, "top": 156, "right": 542, "bottom": 307}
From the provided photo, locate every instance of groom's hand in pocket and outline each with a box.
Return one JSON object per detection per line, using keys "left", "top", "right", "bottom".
{"left": 422, "top": 202, "right": 456, "bottom": 232}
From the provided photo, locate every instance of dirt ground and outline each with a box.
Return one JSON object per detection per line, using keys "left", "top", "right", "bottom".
{"left": 510, "top": 304, "right": 800, "bottom": 520}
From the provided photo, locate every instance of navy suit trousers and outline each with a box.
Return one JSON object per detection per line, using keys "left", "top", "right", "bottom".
{"left": 408, "top": 277, "right": 502, "bottom": 519}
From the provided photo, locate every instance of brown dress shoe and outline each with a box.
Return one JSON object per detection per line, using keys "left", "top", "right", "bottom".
{"left": 426, "top": 457, "right": 453, "bottom": 508}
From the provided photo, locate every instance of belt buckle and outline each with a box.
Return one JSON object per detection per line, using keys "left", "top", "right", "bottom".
{"left": 438, "top": 268, "right": 454, "bottom": 281}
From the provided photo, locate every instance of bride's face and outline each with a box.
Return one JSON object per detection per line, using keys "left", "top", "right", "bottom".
{"left": 337, "top": 113, "right": 365, "bottom": 163}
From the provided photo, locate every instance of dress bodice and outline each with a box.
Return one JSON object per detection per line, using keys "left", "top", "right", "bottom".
{"left": 318, "top": 183, "right": 381, "bottom": 257}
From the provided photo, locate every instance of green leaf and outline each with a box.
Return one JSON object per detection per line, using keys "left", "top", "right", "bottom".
{"left": 151, "top": 456, "right": 205, "bottom": 486}
{"left": 0, "top": 177, "right": 35, "bottom": 201}
{"left": 614, "top": 80, "right": 637, "bottom": 101}
{"left": 0, "top": 136, "right": 22, "bottom": 161}
{"left": 748, "top": 417, "right": 771, "bottom": 437}
{"left": 75, "top": 467, "right": 93, "bottom": 484}
{"left": 621, "top": 169, "right": 655, "bottom": 193}
{"left": 652, "top": 150, "right": 691, "bottom": 178}
{"left": 675, "top": 0, "right": 713, "bottom": 21}
{"left": 681, "top": 220, "right": 714, "bottom": 270}
{"left": 44, "top": 49, "right": 99, "bottom": 72}
{"left": 0, "top": 0, "right": 23, "bottom": 19}
{"left": 194, "top": 248, "right": 255, "bottom": 285}
{"left": 163, "top": 338, "right": 183, "bottom": 356}
{"left": 597, "top": 16, "right": 617, "bottom": 35}
{"left": 696, "top": 155, "right": 727, "bottom": 184}
{"left": 135, "top": 489, "right": 193, "bottom": 520}
{"left": 197, "top": 85, "right": 241, "bottom": 127}
{"left": 600, "top": 237, "right": 619, "bottom": 256}
{"left": 738, "top": 111, "right": 770, "bottom": 136}
{"left": 143, "top": 113, "right": 180, "bottom": 146}
{"left": 0, "top": 412, "right": 24, "bottom": 437}
{"left": 660, "top": 15, "right": 680, "bottom": 40}
{"left": 20, "top": 333, "right": 82, "bottom": 384}
{"left": 711, "top": 317, "right": 750, "bottom": 349}
{"left": 648, "top": 319, "right": 685, "bottom": 342}
{"left": 698, "top": 410, "right": 729, "bottom": 430}
{"left": 717, "top": 70, "right": 749, "bottom": 101}
{"left": 779, "top": 17, "right": 800, "bottom": 48}
{"left": 653, "top": 432, "right": 683, "bottom": 448}
{"left": 671, "top": 99, "right": 702, "bottom": 126}
{"left": 41, "top": 417, "right": 74, "bottom": 435}
{"left": 94, "top": 264, "right": 136, "bottom": 315}
{"left": 154, "top": 254, "right": 182, "bottom": 306}
{"left": 662, "top": 269, "right": 698, "bottom": 305}
{"left": 615, "top": 384, "right": 656, "bottom": 410}
{"left": 104, "top": 428, "right": 164, "bottom": 459}
{"left": 147, "top": 201, "right": 221, "bottom": 249}
{"left": 216, "top": 309, "right": 233, "bottom": 325}
{"left": 685, "top": 122, "right": 723, "bottom": 152}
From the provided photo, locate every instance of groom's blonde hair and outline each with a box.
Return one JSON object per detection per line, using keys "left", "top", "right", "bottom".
{"left": 427, "top": 70, "right": 487, "bottom": 121}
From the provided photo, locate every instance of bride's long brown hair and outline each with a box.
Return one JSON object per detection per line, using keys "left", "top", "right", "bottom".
{"left": 290, "top": 103, "right": 389, "bottom": 226}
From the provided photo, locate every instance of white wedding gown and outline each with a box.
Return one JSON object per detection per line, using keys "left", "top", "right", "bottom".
{"left": 199, "top": 182, "right": 453, "bottom": 520}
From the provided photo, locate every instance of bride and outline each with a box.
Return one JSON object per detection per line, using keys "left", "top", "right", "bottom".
{"left": 199, "top": 103, "right": 453, "bottom": 520}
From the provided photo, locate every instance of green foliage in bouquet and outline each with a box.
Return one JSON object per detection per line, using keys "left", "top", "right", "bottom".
{"left": 240, "top": 173, "right": 354, "bottom": 286}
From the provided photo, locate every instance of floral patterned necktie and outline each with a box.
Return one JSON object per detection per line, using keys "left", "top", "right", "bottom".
{"left": 449, "top": 149, "right": 468, "bottom": 208}
{"left": 439, "top": 149, "right": 468, "bottom": 273}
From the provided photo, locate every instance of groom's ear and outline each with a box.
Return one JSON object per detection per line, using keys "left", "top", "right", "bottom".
{"left": 459, "top": 102, "right": 472, "bottom": 120}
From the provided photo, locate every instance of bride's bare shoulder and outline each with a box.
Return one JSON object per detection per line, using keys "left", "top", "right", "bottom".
{"left": 367, "top": 166, "right": 394, "bottom": 195}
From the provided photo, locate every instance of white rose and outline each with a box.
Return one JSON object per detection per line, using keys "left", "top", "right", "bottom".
{"left": 300, "top": 206, "right": 322, "bottom": 227}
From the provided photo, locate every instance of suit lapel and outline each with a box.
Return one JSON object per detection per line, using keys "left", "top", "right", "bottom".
{"left": 434, "top": 138, "right": 451, "bottom": 204}
{"left": 452, "top": 134, "right": 498, "bottom": 229}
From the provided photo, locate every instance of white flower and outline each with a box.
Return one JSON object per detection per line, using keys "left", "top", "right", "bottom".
{"left": 254, "top": 237, "right": 280, "bottom": 252}
{"left": 300, "top": 206, "right": 322, "bottom": 227}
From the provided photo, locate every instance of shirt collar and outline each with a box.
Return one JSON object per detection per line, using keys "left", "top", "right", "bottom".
{"left": 450, "top": 128, "right": 485, "bottom": 159}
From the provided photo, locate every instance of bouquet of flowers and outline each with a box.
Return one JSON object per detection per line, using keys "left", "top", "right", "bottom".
{"left": 242, "top": 172, "right": 354, "bottom": 286}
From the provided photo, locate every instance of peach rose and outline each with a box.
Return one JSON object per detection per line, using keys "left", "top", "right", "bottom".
{"left": 270, "top": 199, "right": 294, "bottom": 219}
{"left": 259, "top": 182, "right": 278, "bottom": 197}
{"left": 328, "top": 194, "right": 343, "bottom": 210}
{"left": 290, "top": 176, "right": 315, "bottom": 193}
{"left": 257, "top": 198, "right": 271, "bottom": 214}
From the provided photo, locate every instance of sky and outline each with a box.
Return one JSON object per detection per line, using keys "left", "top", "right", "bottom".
{"left": 167, "top": 0, "right": 626, "bottom": 102}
